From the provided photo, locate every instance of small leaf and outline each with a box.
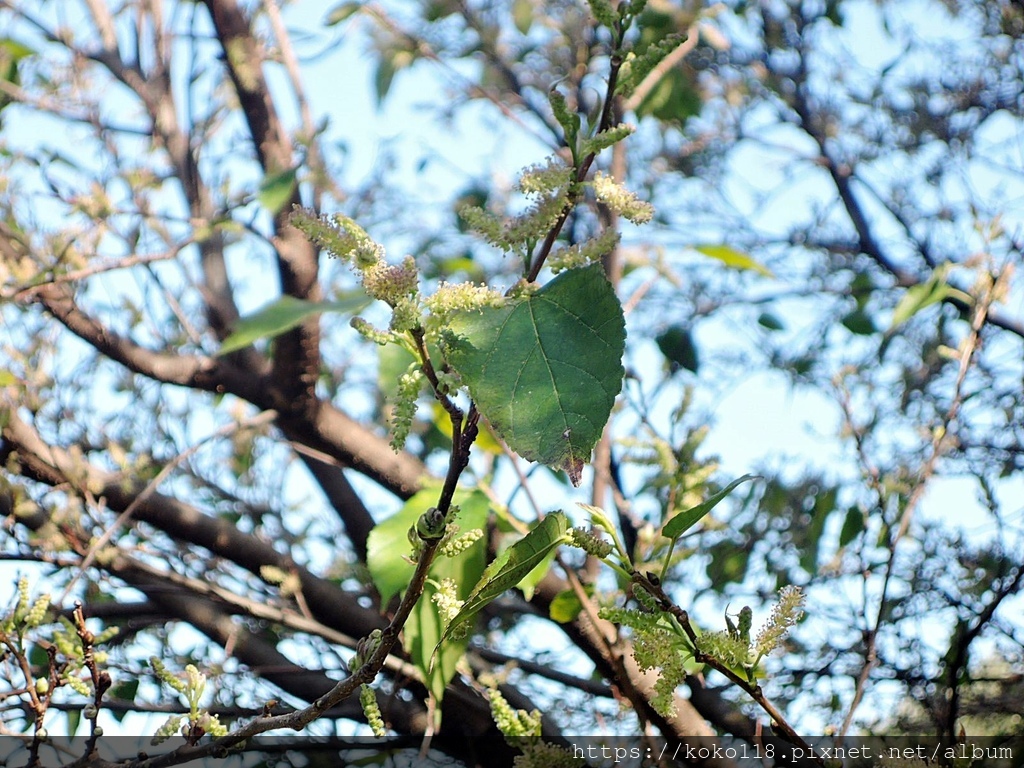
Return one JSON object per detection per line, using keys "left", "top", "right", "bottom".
{"left": 890, "top": 266, "right": 968, "bottom": 328}
{"left": 443, "top": 265, "right": 626, "bottom": 486}
{"left": 374, "top": 57, "right": 396, "bottom": 105}
{"left": 838, "top": 505, "right": 865, "bottom": 548}
{"left": 431, "top": 402, "right": 504, "bottom": 455}
{"left": 218, "top": 292, "right": 369, "bottom": 356}
{"left": 515, "top": 541, "right": 560, "bottom": 602}
{"left": 549, "top": 588, "right": 585, "bottom": 623}
{"left": 324, "top": 1, "right": 361, "bottom": 25}
{"left": 512, "top": 0, "right": 533, "bottom": 34}
{"left": 66, "top": 708, "right": 81, "bottom": 737}
{"left": 705, "top": 546, "right": 750, "bottom": 586}
{"left": 436, "top": 512, "right": 570, "bottom": 650}
{"left": 757, "top": 312, "right": 785, "bottom": 331}
{"left": 799, "top": 487, "right": 836, "bottom": 575}
{"left": 694, "top": 244, "right": 773, "bottom": 277}
{"left": 841, "top": 308, "right": 877, "bottom": 335}
{"left": 656, "top": 325, "right": 698, "bottom": 373}
{"left": 28, "top": 644, "right": 48, "bottom": 668}
{"left": 405, "top": 578, "right": 466, "bottom": 709}
{"left": 257, "top": 167, "right": 297, "bottom": 215}
{"left": 662, "top": 474, "right": 758, "bottom": 540}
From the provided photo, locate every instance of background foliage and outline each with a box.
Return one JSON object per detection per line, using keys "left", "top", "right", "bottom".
{"left": 0, "top": 0, "right": 1022, "bottom": 765}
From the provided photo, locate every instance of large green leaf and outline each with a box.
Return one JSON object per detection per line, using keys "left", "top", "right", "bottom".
{"left": 366, "top": 488, "right": 489, "bottom": 606}
{"left": 366, "top": 489, "right": 489, "bottom": 707}
{"left": 436, "top": 512, "right": 570, "bottom": 652}
{"left": 442, "top": 265, "right": 625, "bottom": 485}
{"left": 217, "top": 292, "right": 369, "bottom": 356}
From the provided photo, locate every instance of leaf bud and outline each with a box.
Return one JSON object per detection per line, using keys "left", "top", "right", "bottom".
{"left": 416, "top": 507, "right": 448, "bottom": 541}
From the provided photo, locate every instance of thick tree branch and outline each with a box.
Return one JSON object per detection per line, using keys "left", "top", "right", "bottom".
{"left": 0, "top": 408, "right": 527, "bottom": 764}
{"left": 16, "top": 281, "right": 426, "bottom": 497}
{"left": 200, "top": 0, "right": 322, "bottom": 406}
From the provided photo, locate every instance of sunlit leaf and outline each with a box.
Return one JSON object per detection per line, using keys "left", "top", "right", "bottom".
{"left": 324, "top": 1, "right": 361, "bottom": 25}
{"left": 694, "top": 244, "right": 773, "bottom": 277}
{"left": 66, "top": 708, "right": 80, "bottom": 737}
{"left": 512, "top": 0, "right": 533, "bottom": 34}
{"left": 365, "top": 488, "right": 487, "bottom": 605}
{"left": 436, "top": 512, "right": 570, "bottom": 651}
{"left": 662, "top": 474, "right": 758, "bottom": 540}
{"left": 890, "top": 266, "right": 969, "bottom": 329}
{"left": 549, "top": 588, "right": 585, "bottom": 623}
{"left": 443, "top": 265, "right": 625, "bottom": 486}
{"left": 218, "top": 292, "right": 370, "bottom": 356}
{"left": 431, "top": 402, "right": 504, "bottom": 455}
{"left": 367, "top": 489, "right": 489, "bottom": 707}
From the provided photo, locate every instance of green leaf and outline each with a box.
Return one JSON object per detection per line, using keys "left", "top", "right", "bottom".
{"left": 0, "top": 38, "right": 36, "bottom": 64}
{"left": 890, "top": 266, "right": 969, "bottom": 328}
{"left": 404, "top": 578, "right": 467, "bottom": 709}
{"left": 217, "top": 292, "right": 369, "bottom": 356}
{"left": 656, "top": 325, "right": 698, "bottom": 373}
{"left": 324, "top": 1, "right": 361, "bottom": 25}
{"left": 838, "top": 505, "right": 865, "bottom": 548}
{"left": 66, "top": 708, "right": 81, "bottom": 737}
{"left": 257, "top": 167, "right": 297, "bottom": 215}
{"left": 512, "top": 0, "right": 533, "bottom": 34}
{"left": 366, "top": 487, "right": 489, "bottom": 605}
{"left": 662, "top": 474, "right": 758, "bottom": 540}
{"left": 366, "top": 489, "right": 489, "bottom": 706}
{"left": 0, "top": 38, "right": 34, "bottom": 116}
{"left": 374, "top": 57, "right": 396, "bottom": 105}
{"left": 111, "top": 677, "right": 140, "bottom": 703}
{"left": 109, "top": 678, "right": 140, "bottom": 723}
{"left": 705, "top": 546, "right": 750, "bottom": 586}
{"left": 28, "top": 643, "right": 48, "bottom": 668}
{"left": 799, "top": 487, "right": 836, "bottom": 575}
{"left": 377, "top": 343, "right": 417, "bottom": 401}
{"left": 514, "top": 538, "right": 560, "bottom": 602}
{"left": 694, "top": 245, "right": 774, "bottom": 277}
{"left": 636, "top": 67, "right": 702, "bottom": 126}
{"left": 549, "top": 588, "right": 585, "bottom": 623}
{"left": 841, "top": 308, "right": 877, "bottom": 335}
{"left": 757, "top": 312, "right": 785, "bottom": 331}
{"left": 443, "top": 265, "right": 625, "bottom": 486}
{"left": 436, "top": 512, "right": 570, "bottom": 650}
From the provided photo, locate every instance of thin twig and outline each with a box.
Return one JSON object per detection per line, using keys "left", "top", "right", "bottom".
{"left": 57, "top": 410, "right": 279, "bottom": 605}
